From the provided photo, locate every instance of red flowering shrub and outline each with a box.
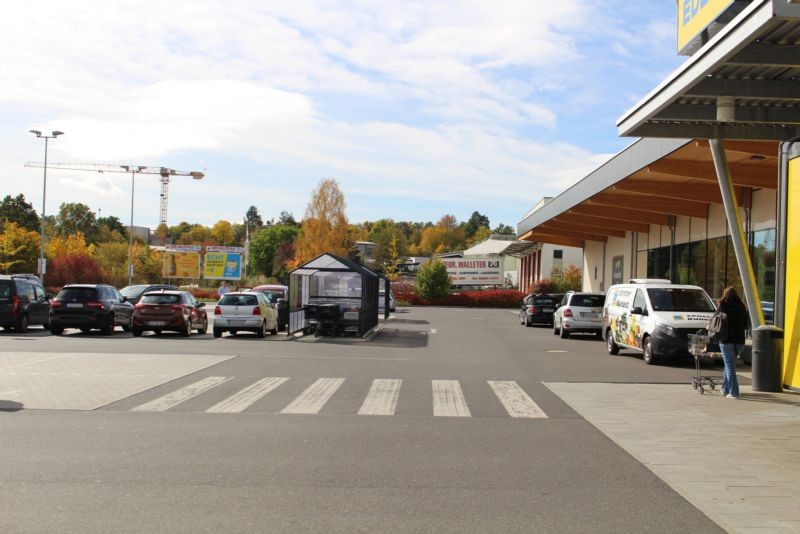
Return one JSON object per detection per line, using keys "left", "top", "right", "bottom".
{"left": 394, "top": 289, "right": 524, "bottom": 308}
{"left": 191, "top": 289, "right": 218, "bottom": 300}
{"left": 532, "top": 278, "right": 560, "bottom": 294}
{"left": 47, "top": 255, "right": 105, "bottom": 288}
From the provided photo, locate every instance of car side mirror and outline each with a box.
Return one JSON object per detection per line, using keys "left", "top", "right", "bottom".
{"left": 122, "top": 296, "right": 129, "bottom": 302}
{"left": 631, "top": 306, "right": 646, "bottom": 316}
{"left": 197, "top": 302, "right": 205, "bottom": 308}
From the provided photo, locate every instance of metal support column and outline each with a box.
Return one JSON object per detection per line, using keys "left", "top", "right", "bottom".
{"left": 708, "top": 139, "right": 765, "bottom": 326}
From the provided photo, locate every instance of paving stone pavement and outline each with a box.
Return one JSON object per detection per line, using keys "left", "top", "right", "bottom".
{"left": 545, "top": 381, "right": 800, "bottom": 534}
{"left": 0, "top": 352, "right": 234, "bottom": 410}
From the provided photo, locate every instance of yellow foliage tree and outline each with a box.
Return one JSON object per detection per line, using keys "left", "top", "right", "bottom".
{"left": 46, "top": 232, "right": 94, "bottom": 259}
{"left": 0, "top": 222, "right": 40, "bottom": 273}
{"left": 295, "top": 179, "right": 351, "bottom": 263}
{"left": 417, "top": 215, "right": 465, "bottom": 255}
{"left": 211, "top": 220, "right": 234, "bottom": 245}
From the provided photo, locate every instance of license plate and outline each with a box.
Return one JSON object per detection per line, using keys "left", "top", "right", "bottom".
{"left": 581, "top": 312, "right": 600, "bottom": 318}
{"left": 344, "top": 312, "right": 358, "bottom": 320}
{"left": 66, "top": 303, "right": 83, "bottom": 308}
{"left": 229, "top": 320, "right": 245, "bottom": 326}
{"left": 542, "top": 308, "right": 554, "bottom": 313}
{"left": 148, "top": 321, "right": 167, "bottom": 326}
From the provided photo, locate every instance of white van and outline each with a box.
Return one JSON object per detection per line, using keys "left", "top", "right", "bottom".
{"left": 603, "top": 279, "right": 716, "bottom": 365}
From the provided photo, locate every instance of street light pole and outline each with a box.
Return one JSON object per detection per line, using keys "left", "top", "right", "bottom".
{"left": 122, "top": 166, "right": 145, "bottom": 286}
{"left": 29, "top": 130, "right": 63, "bottom": 285}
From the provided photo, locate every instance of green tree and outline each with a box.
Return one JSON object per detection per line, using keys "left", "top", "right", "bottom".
{"left": 97, "top": 216, "right": 128, "bottom": 243}
{"left": 250, "top": 224, "right": 300, "bottom": 278}
{"left": 56, "top": 203, "right": 99, "bottom": 243}
{"left": 368, "top": 219, "right": 407, "bottom": 270}
{"left": 278, "top": 211, "right": 298, "bottom": 226}
{"left": 416, "top": 259, "right": 451, "bottom": 300}
{"left": 0, "top": 222, "right": 40, "bottom": 273}
{"left": 493, "top": 223, "right": 515, "bottom": 236}
{"left": 463, "top": 211, "right": 490, "bottom": 239}
{"left": 245, "top": 206, "right": 264, "bottom": 229}
{"left": 94, "top": 242, "right": 129, "bottom": 287}
{"left": 0, "top": 194, "right": 40, "bottom": 232}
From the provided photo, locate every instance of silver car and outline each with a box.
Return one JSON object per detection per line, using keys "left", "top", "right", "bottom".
{"left": 553, "top": 292, "right": 605, "bottom": 339}
{"left": 213, "top": 292, "right": 278, "bottom": 338}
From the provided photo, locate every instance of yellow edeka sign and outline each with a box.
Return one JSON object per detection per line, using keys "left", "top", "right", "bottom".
{"left": 677, "top": 0, "right": 735, "bottom": 52}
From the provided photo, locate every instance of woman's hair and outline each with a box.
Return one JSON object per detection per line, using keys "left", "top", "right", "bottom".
{"left": 719, "top": 287, "right": 743, "bottom": 306}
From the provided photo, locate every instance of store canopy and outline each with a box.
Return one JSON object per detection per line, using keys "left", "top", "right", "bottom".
{"left": 618, "top": 0, "right": 800, "bottom": 141}
{"left": 516, "top": 137, "right": 778, "bottom": 245}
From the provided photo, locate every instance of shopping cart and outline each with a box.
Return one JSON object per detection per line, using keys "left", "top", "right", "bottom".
{"left": 687, "top": 333, "right": 723, "bottom": 394}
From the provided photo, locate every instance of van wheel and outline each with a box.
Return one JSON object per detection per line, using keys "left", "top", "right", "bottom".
{"left": 607, "top": 330, "right": 620, "bottom": 355}
{"left": 642, "top": 337, "right": 658, "bottom": 365}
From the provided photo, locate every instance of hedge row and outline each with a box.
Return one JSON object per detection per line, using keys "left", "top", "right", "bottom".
{"left": 395, "top": 289, "right": 525, "bottom": 308}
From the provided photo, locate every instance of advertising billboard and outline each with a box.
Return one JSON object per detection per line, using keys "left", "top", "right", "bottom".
{"left": 677, "top": 0, "right": 735, "bottom": 53}
{"left": 204, "top": 246, "right": 243, "bottom": 280}
{"left": 440, "top": 257, "right": 503, "bottom": 286}
{"left": 163, "top": 245, "right": 201, "bottom": 279}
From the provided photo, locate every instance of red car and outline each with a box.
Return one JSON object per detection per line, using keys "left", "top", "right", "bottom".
{"left": 132, "top": 290, "right": 208, "bottom": 337}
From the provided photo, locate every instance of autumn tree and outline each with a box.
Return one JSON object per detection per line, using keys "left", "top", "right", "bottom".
{"left": 55, "top": 202, "right": 99, "bottom": 243}
{"left": 0, "top": 194, "right": 39, "bottom": 232}
{"left": 94, "top": 242, "right": 129, "bottom": 287}
{"left": 468, "top": 226, "right": 492, "bottom": 246}
{"left": 249, "top": 224, "right": 300, "bottom": 280}
{"left": 0, "top": 222, "right": 40, "bottom": 273}
{"left": 46, "top": 232, "right": 93, "bottom": 259}
{"left": 295, "top": 179, "right": 351, "bottom": 263}
{"left": 211, "top": 220, "right": 234, "bottom": 245}
{"left": 417, "top": 215, "right": 465, "bottom": 255}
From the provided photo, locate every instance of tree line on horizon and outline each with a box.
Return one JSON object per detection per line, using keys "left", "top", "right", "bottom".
{"left": 0, "top": 181, "right": 516, "bottom": 287}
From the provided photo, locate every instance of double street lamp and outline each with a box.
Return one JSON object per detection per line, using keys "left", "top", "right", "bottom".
{"left": 29, "top": 129, "right": 64, "bottom": 284}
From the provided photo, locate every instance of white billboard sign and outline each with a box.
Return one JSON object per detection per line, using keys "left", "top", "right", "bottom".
{"left": 440, "top": 257, "right": 503, "bottom": 286}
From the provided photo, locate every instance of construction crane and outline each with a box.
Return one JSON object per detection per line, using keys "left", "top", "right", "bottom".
{"left": 24, "top": 162, "right": 204, "bottom": 228}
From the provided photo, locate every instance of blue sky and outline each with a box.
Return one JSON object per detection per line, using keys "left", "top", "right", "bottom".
{"left": 2, "top": 1, "right": 684, "bottom": 231}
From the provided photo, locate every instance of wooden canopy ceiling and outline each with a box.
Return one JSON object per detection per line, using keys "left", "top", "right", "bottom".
{"left": 519, "top": 139, "right": 778, "bottom": 246}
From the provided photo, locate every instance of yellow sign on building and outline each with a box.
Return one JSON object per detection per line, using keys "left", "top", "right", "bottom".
{"left": 784, "top": 156, "right": 800, "bottom": 390}
{"left": 677, "top": 0, "right": 735, "bottom": 52}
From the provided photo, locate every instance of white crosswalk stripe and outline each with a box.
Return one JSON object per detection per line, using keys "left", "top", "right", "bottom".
{"left": 128, "top": 377, "right": 547, "bottom": 419}
{"left": 280, "top": 378, "right": 345, "bottom": 414}
{"left": 358, "top": 379, "right": 402, "bottom": 415}
{"left": 432, "top": 380, "right": 471, "bottom": 417}
{"left": 488, "top": 380, "right": 547, "bottom": 418}
{"left": 206, "top": 377, "right": 289, "bottom": 413}
{"left": 132, "top": 376, "right": 231, "bottom": 412}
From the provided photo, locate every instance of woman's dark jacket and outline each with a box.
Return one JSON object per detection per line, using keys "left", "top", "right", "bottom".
{"left": 718, "top": 300, "right": 748, "bottom": 344}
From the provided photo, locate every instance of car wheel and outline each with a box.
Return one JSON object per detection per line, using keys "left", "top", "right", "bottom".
{"left": 182, "top": 318, "right": 192, "bottom": 337}
{"left": 230, "top": 329, "right": 238, "bottom": 336}
{"left": 270, "top": 323, "right": 278, "bottom": 336}
{"left": 15, "top": 314, "right": 29, "bottom": 333}
{"left": 607, "top": 330, "right": 620, "bottom": 355}
{"left": 101, "top": 316, "right": 114, "bottom": 336}
{"left": 256, "top": 321, "right": 266, "bottom": 338}
{"left": 197, "top": 324, "right": 207, "bottom": 335}
{"left": 595, "top": 329, "right": 603, "bottom": 339}
{"left": 642, "top": 337, "right": 658, "bottom": 365}
{"left": 80, "top": 327, "right": 91, "bottom": 334}
{"left": 132, "top": 328, "right": 143, "bottom": 337}
{"left": 553, "top": 321, "right": 559, "bottom": 335}
{"left": 153, "top": 329, "right": 162, "bottom": 336}
{"left": 213, "top": 328, "right": 222, "bottom": 338}
{"left": 50, "top": 326, "right": 64, "bottom": 336}
{"left": 524, "top": 317, "right": 532, "bottom": 327}
{"left": 560, "top": 325, "right": 569, "bottom": 339}
{"left": 122, "top": 316, "right": 132, "bottom": 332}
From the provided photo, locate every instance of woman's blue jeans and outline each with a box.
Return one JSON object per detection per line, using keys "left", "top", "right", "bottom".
{"left": 720, "top": 343, "right": 743, "bottom": 397}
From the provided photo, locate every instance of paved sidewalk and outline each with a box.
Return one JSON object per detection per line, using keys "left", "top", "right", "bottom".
{"left": 545, "top": 381, "right": 800, "bottom": 534}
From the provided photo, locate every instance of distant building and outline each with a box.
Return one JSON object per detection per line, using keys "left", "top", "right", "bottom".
{"left": 128, "top": 225, "right": 151, "bottom": 243}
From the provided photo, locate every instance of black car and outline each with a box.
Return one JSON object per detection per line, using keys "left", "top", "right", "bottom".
{"left": 120, "top": 284, "right": 180, "bottom": 305}
{"left": 50, "top": 284, "right": 134, "bottom": 335}
{"left": 519, "top": 293, "right": 560, "bottom": 327}
{"left": 0, "top": 275, "right": 51, "bottom": 332}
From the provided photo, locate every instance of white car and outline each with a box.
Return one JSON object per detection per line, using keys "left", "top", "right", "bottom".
{"left": 553, "top": 291, "right": 605, "bottom": 339}
{"left": 213, "top": 292, "right": 278, "bottom": 338}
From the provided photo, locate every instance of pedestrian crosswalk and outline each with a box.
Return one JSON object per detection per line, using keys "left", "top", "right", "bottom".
{"left": 129, "top": 377, "right": 548, "bottom": 419}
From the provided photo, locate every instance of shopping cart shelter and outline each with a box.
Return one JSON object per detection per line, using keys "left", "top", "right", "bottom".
{"left": 287, "top": 253, "right": 382, "bottom": 337}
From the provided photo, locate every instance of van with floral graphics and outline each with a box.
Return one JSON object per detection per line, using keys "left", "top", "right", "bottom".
{"left": 603, "top": 279, "right": 716, "bottom": 365}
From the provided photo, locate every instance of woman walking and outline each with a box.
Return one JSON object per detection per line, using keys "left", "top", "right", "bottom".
{"left": 717, "top": 287, "right": 748, "bottom": 399}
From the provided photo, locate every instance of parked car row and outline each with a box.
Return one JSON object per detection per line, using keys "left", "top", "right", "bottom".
{"left": 0, "top": 277, "right": 284, "bottom": 339}
{"left": 521, "top": 279, "right": 720, "bottom": 366}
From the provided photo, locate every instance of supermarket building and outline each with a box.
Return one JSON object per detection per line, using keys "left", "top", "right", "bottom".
{"left": 516, "top": 0, "right": 800, "bottom": 389}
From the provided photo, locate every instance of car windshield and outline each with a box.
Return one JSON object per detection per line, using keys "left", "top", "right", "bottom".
{"left": 141, "top": 294, "right": 181, "bottom": 304}
{"left": 534, "top": 298, "right": 557, "bottom": 306}
{"left": 220, "top": 294, "right": 258, "bottom": 306}
{"left": 571, "top": 295, "right": 605, "bottom": 307}
{"left": 57, "top": 288, "right": 98, "bottom": 301}
{"left": 647, "top": 288, "right": 715, "bottom": 312}
{"left": 120, "top": 285, "right": 148, "bottom": 298}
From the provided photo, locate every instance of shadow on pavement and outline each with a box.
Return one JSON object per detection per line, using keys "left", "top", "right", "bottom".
{"left": 0, "top": 400, "right": 24, "bottom": 412}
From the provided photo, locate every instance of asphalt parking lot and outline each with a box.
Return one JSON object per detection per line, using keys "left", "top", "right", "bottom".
{"left": 0, "top": 306, "right": 727, "bottom": 533}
